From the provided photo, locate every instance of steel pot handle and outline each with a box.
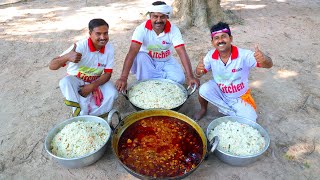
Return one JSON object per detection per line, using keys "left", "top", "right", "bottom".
{"left": 121, "top": 90, "right": 129, "bottom": 100}
{"left": 106, "top": 109, "right": 121, "bottom": 130}
{"left": 209, "top": 136, "right": 219, "bottom": 153}
{"left": 187, "top": 84, "right": 197, "bottom": 98}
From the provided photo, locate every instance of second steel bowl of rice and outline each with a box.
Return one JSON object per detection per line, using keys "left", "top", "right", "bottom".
{"left": 122, "top": 78, "right": 196, "bottom": 111}
{"left": 206, "top": 116, "right": 270, "bottom": 166}
{"left": 44, "top": 110, "right": 121, "bottom": 168}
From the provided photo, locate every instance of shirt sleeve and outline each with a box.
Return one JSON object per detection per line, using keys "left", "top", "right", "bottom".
{"left": 203, "top": 50, "right": 212, "bottom": 73}
{"left": 59, "top": 42, "right": 82, "bottom": 66}
{"left": 171, "top": 26, "right": 184, "bottom": 48}
{"left": 104, "top": 44, "right": 114, "bottom": 73}
{"left": 245, "top": 50, "right": 258, "bottom": 68}
{"left": 59, "top": 45, "right": 73, "bottom": 57}
{"left": 131, "top": 25, "right": 144, "bottom": 44}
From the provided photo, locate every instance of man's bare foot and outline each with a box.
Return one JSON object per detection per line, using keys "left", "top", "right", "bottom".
{"left": 193, "top": 109, "right": 207, "bottom": 121}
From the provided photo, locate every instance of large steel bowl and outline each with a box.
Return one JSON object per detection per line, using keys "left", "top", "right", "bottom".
{"left": 206, "top": 116, "right": 270, "bottom": 166}
{"left": 122, "top": 78, "right": 196, "bottom": 111}
{"left": 44, "top": 110, "right": 121, "bottom": 168}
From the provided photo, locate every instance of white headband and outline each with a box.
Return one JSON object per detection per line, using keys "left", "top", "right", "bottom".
{"left": 147, "top": 4, "right": 173, "bottom": 18}
{"left": 211, "top": 28, "right": 230, "bottom": 37}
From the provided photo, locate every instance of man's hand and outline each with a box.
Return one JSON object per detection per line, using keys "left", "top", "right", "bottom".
{"left": 49, "top": 43, "right": 82, "bottom": 70}
{"left": 254, "top": 45, "right": 273, "bottom": 68}
{"left": 66, "top": 44, "right": 82, "bottom": 63}
{"left": 188, "top": 76, "right": 200, "bottom": 88}
{"left": 115, "top": 78, "right": 127, "bottom": 92}
{"left": 195, "top": 57, "right": 205, "bottom": 77}
{"left": 79, "top": 83, "right": 95, "bottom": 97}
{"left": 254, "top": 45, "right": 265, "bottom": 65}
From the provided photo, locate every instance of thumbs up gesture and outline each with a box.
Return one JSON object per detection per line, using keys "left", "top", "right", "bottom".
{"left": 253, "top": 44, "right": 273, "bottom": 68}
{"left": 195, "top": 56, "right": 205, "bottom": 77}
{"left": 67, "top": 43, "right": 82, "bottom": 63}
{"left": 254, "top": 44, "right": 265, "bottom": 65}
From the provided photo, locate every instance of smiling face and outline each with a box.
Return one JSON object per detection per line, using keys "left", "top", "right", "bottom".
{"left": 89, "top": 25, "right": 109, "bottom": 50}
{"left": 150, "top": 12, "right": 168, "bottom": 34}
{"left": 211, "top": 32, "right": 233, "bottom": 53}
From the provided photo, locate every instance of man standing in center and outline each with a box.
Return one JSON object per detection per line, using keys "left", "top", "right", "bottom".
{"left": 116, "top": 1, "right": 199, "bottom": 92}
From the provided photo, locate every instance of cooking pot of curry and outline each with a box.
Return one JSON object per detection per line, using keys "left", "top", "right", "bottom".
{"left": 109, "top": 109, "right": 216, "bottom": 179}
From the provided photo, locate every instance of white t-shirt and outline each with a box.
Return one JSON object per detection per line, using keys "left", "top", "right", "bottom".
{"left": 131, "top": 20, "right": 184, "bottom": 61}
{"left": 60, "top": 38, "right": 114, "bottom": 82}
{"left": 203, "top": 45, "right": 258, "bottom": 98}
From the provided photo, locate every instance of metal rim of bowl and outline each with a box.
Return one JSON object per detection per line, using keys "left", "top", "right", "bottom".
{"left": 126, "top": 78, "right": 188, "bottom": 110}
{"left": 44, "top": 115, "right": 112, "bottom": 161}
{"left": 111, "top": 109, "right": 208, "bottom": 179}
{"left": 206, "top": 116, "right": 270, "bottom": 158}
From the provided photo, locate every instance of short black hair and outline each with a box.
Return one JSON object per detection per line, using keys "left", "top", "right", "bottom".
{"left": 152, "top": 1, "right": 166, "bottom": 5}
{"left": 88, "top": 19, "right": 109, "bottom": 32}
{"left": 210, "top": 21, "right": 231, "bottom": 36}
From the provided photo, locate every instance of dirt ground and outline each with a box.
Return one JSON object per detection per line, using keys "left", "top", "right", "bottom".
{"left": 0, "top": 0, "right": 319, "bottom": 179}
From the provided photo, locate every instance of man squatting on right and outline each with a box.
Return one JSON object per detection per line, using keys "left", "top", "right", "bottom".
{"left": 194, "top": 22, "right": 273, "bottom": 122}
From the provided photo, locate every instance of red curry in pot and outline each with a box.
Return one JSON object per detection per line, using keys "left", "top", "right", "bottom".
{"left": 118, "top": 116, "right": 203, "bottom": 178}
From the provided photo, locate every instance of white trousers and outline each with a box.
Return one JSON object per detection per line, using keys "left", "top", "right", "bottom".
{"left": 59, "top": 75, "right": 118, "bottom": 116}
{"left": 199, "top": 80, "right": 257, "bottom": 121}
{"left": 130, "top": 52, "right": 185, "bottom": 84}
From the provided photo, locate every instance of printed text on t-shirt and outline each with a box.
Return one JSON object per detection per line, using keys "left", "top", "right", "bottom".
{"left": 218, "top": 82, "right": 244, "bottom": 94}
{"left": 148, "top": 50, "right": 171, "bottom": 59}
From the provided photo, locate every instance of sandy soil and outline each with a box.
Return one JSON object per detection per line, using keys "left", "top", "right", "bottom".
{"left": 0, "top": 0, "right": 319, "bottom": 179}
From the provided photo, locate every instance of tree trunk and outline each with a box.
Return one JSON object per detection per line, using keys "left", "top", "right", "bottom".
{"left": 172, "top": 0, "right": 240, "bottom": 29}
{"left": 0, "top": 0, "right": 23, "bottom": 6}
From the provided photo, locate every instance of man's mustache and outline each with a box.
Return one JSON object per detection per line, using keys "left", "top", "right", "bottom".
{"left": 155, "top": 22, "right": 164, "bottom": 25}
